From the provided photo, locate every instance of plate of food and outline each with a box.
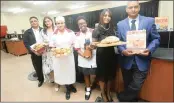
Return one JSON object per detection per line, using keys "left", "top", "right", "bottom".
{"left": 51, "top": 48, "right": 71, "bottom": 58}
{"left": 30, "top": 43, "right": 48, "bottom": 53}
{"left": 92, "top": 36, "right": 127, "bottom": 47}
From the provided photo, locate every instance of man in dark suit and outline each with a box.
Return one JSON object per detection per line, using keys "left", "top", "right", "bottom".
{"left": 116, "top": 1, "right": 160, "bottom": 101}
{"left": 23, "top": 16, "right": 44, "bottom": 87}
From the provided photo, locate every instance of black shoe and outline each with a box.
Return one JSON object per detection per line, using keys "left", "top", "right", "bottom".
{"left": 108, "top": 98, "right": 113, "bottom": 102}
{"left": 95, "top": 96, "right": 103, "bottom": 102}
{"left": 85, "top": 87, "right": 91, "bottom": 100}
{"left": 33, "top": 73, "right": 37, "bottom": 77}
{"left": 38, "top": 81, "right": 43, "bottom": 87}
{"left": 116, "top": 92, "right": 129, "bottom": 102}
{"left": 66, "top": 91, "right": 70, "bottom": 100}
{"left": 107, "top": 93, "right": 113, "bottom": 102}
{"left": 70, "top": 85, "right": 77, "bottom": 93}
{"left": 116, "top": 93, "right": 123, "bottom": 102}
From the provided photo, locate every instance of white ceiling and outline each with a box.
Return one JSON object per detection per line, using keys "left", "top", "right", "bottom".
{"left": 1, "top": 1, "right": 117, "bottom": 15}
{"left": 1, "top": 1, "right": 148, "bottom": 16}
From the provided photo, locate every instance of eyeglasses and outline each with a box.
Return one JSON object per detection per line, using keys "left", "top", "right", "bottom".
{"left": 127, "top": 6, "right": 139, "bottom": 10}
{"left": 78, "top": 22, "right": 87, "bottom": 26}
{"left": 57, "top": 22, "right": 65, "bottom": 25}
{"left": 30, "top": 20, "right": 38, "bottom": 23}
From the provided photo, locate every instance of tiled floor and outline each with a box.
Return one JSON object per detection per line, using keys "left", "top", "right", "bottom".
{"left": 1, "top": 51, "right": 118, "bottom": 102}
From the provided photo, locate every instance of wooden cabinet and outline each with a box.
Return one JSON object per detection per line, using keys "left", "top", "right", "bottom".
{"left": 114, "top": 58, "right": 174, "bottom": 102}
{"left": 1, "top": 40, "right": 8, "bottom": 52}
{"left": 5, "top": 41, "right": 14, "bottom": 54}
{"left": 5, "top": 40, "right": 28, "bottom": 56}
{"left": 139, "top": 59, "right": 174, "bottom": 102}
{"left": 0, "top": 41, "right": 2, "bottom": 50}
{"left": 112, "top": 66, "right": 124, "bottom": 93}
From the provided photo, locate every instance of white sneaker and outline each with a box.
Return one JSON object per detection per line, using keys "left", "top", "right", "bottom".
{"left": 55, "top": 87, "right": 59, "bottom": 92}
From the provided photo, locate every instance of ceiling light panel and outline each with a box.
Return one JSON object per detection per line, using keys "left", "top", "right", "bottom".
{"left": 68, "top": 4, "right": 88, "bottom": 10}
{"left": 47, "top": 11, "right": 60, "bottom": 15}
{"left": 7, "top": 7, "right": 29, "bottom": 13}
{"left": 24, "top": 1, "right": 51, "bottom": 5}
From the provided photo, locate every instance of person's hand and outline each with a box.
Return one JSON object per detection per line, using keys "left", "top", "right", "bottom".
{"left": 90, "top": 42, "right": 98, "bottom": 49}
{"left": 84, "top": 55, "right": 92, "bottom": 59}
{"left": 35, "top": 52, "right": 42, "bottom": 56}
{"left": 34, "top": 51, "right": 43, "bottom": 56}
{"left": 89, "top": 44, "right": 96, "bottom": 50}
{"left": 122, "top": 49, "right": 135, "bottom": 56}
{"left": 31, "top": 49, "right": 42, "bottom": 56}
{"left": 81, "top": 52, "right": 92, "bottom": 59}
{"left": 85, "top": 45, "right": 91, "bottom": 50}
{"left": 138, "top": 49, "right": 150, "bottom": 56}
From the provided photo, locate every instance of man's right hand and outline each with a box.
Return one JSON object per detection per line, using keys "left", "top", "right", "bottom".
{"left": 31, "top": 49, "right": 42, "bottom": 56}
{"left": 122, "top": 49, "right": 135, "bottom": 56}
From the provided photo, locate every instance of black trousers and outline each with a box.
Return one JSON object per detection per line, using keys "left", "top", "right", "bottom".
{"left": 31, "top": 53, "right": 44, "bottom": 82}
{"left": 118, "top": 62, "right": 148, "bottom": 102}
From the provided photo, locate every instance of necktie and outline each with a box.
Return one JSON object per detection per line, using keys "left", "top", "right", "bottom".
{"left": 131, "top": 20, "right": 137, "bottom": 67}
{"left": 131, "top": 20, "right": 136, "bottom": 30}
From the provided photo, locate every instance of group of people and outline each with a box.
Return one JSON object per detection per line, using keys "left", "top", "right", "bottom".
{"left": 23, "top": 1, "right": 160, "bottom": 102}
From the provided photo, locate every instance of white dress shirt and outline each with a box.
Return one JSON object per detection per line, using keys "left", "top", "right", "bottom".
{"left": 74, "top": 28, "right": 97, "bottom": 68}
{"left": 128, "top": 15, "right": 139, "bottom": 30}
{"left": 32, "top": 28, "right": 42, "bottom": 43}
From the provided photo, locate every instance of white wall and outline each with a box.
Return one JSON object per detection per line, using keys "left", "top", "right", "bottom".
{"left": 1, "top": 1, "right": 173, "bottom": 34}
{"left": 1, "top": 13, "right": 45, "bottom": 34}
{"left": 158, "top": 1, "right": 173, "bottom": 29}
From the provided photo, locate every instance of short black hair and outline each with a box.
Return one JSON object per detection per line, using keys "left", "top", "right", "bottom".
{"left": 76, "top": 16, "right": 87, "bottom": 23}
{"left": 29, "top": 16, "right": 38, "bottom": 21}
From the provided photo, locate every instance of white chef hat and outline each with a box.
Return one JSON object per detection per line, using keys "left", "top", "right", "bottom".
{"left": 56, "top": 16, "right": 65, "bottom": 22}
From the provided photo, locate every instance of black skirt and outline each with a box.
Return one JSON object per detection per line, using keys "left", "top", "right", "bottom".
{"left": 78, "top": 66, "right": 96, "bottom": 76}
{"left": 96, "top": 47, "right": 117, "bottom": 81}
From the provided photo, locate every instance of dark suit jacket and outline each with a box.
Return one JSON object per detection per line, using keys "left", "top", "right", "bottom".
{"left": 23, "top": 27, "right": 42, "bottom": 54}
{"left": 117, "top": 15, "right": 160, "bottom": 71}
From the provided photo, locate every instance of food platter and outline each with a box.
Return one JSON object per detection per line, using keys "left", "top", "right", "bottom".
{"left": 96, "top": 41, "right": 127, "bottom": 47}
{"left": 91, "top": 36, "right": 127, "bottom": 47}
{"left": 30, "top": 43, "right": 48, "bottom": 53}
{"left": 51, "top": 48, "right": 71, "bottom": 57}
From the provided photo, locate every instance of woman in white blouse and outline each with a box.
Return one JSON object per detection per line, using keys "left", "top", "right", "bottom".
{"left": 49, "top": 16, "right": 77, "bottom": 100}
{"left": 74, "top": 16, "right": 97, "bottom": 100}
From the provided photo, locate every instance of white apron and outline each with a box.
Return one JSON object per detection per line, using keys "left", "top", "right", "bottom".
{"left": 50, "top": 30, "right": 76, "bottom": 85}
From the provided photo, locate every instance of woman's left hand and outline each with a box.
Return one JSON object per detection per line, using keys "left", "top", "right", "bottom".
{"left": 84, "top": 55, "right": 92, "bottom": 59}
{"left": 89, "top": 44, "right": 97, "bottom": 50}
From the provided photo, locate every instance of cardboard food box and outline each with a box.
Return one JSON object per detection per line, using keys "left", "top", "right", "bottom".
{"left": 155, "top": 17, "right": 168, "bottom": 31}
{"left": 126, "top": 30, "right": 146, "bottom": 53}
